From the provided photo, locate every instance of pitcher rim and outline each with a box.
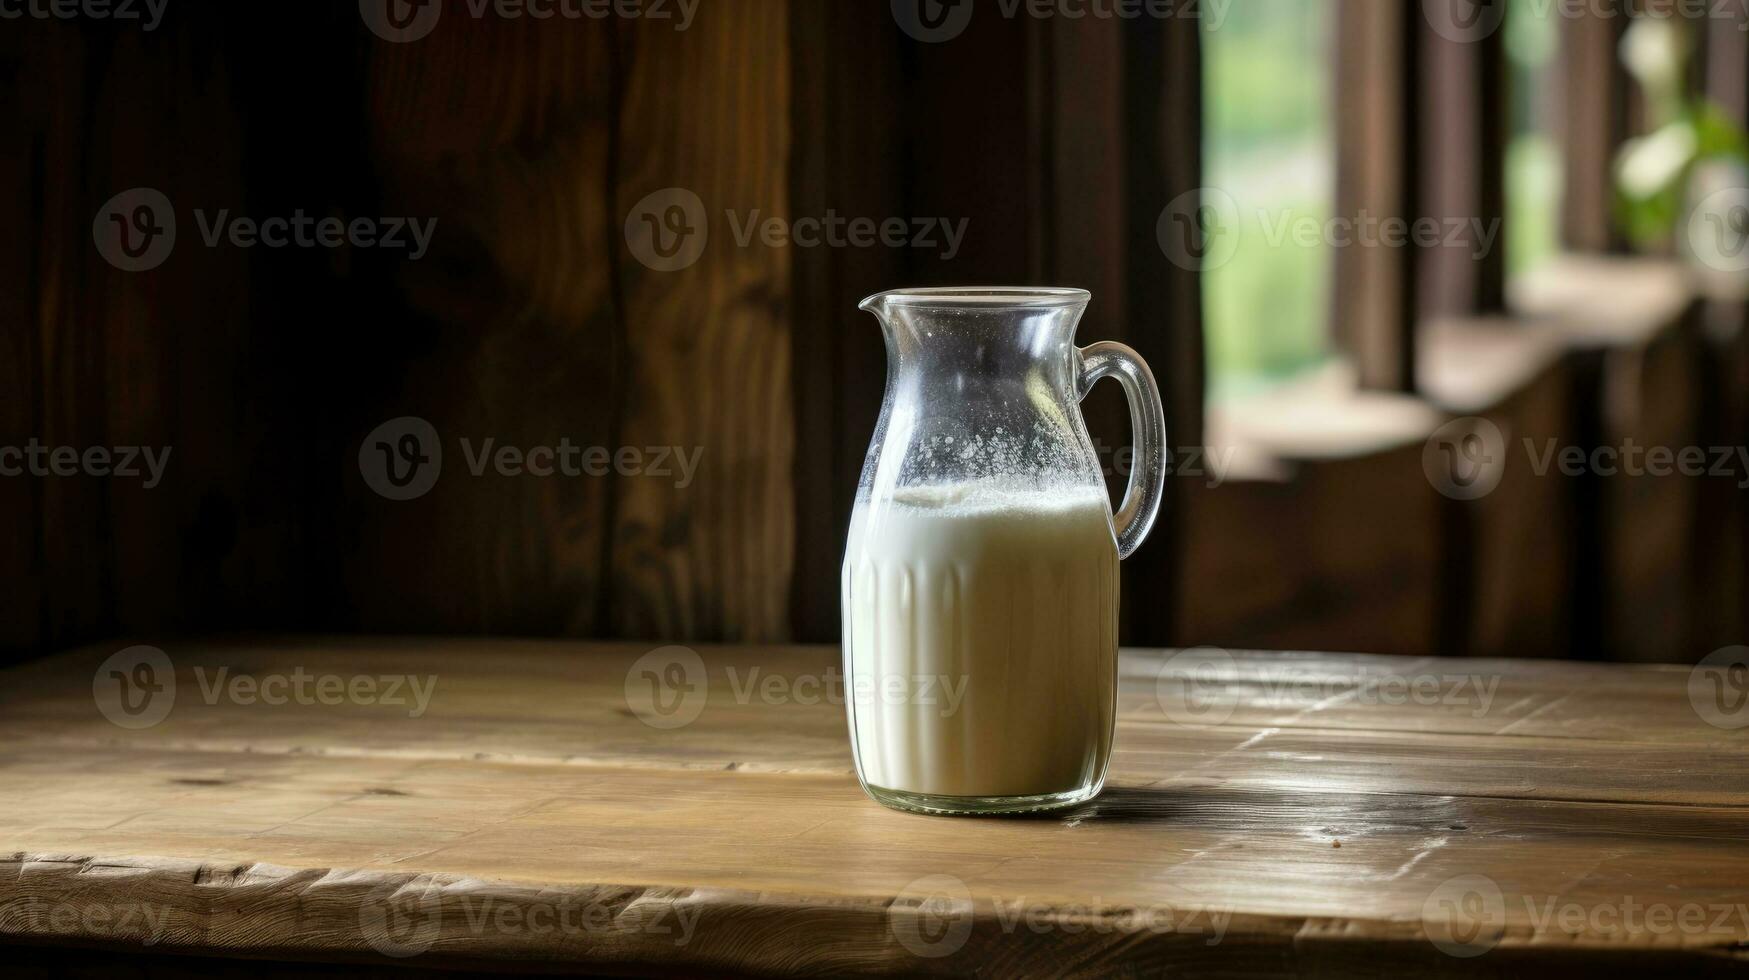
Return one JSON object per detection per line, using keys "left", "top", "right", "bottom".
{"left": 858, "top": 287, "right": 1090, "bottom": 312}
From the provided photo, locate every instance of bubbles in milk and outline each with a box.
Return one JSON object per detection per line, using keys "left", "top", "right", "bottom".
{"left": 896, "top": 417, "right": 1097, "bottom": 496}
{"left": 843, "top": 480, "right": 1119, "bottom": 799}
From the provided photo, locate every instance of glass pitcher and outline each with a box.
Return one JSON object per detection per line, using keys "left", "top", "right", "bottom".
{"left": 842, "top": 287, "right": 1167, "bottom": 815}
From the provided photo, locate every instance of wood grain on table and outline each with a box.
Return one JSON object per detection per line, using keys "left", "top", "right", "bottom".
{"left": 1, "top": 638, "right": 1746, "bottom": 976}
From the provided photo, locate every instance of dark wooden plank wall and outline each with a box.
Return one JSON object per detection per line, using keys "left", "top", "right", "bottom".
{"left": 786, "top": 0, "right": 905, "bottom": 643}
{"left": 343, "top": 2, "right": 796, "bottom": 641}
{"left": 1179, "top": 443, "right": 1447, "bottom": 658}
{"left": 1, "top": 2, "right": 804, "bottom": 659}
{"left": 1450, "top": 354, "right": 1581, "bottom": 660}
{"left": 336, "top": 9, "right": 626, "bottom": 639}
{"left": 0, "top": 1, "right": 1204, "bottom": 661}
{"left": 0, "top": 26, "right": 46, "bottom": 654}
{"left": 1131, "top": 14, "right": 1207, "bottom": 641}
{"left": 2, "top": 20, "right": 272, "bottom": 656}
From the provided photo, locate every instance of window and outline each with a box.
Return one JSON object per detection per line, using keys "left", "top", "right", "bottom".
{"left": 1202, "top": 0, "right": 1335, "bottom": 399}
{"left": 1505, "top": 0, "right": 1564, "bottom": 276}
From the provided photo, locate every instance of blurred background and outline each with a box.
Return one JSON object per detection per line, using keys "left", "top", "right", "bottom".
{"left": 2, "top": 0, "right": 1747, "bottom": 666}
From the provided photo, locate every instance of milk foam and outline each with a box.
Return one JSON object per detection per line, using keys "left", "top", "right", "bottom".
{"left": 842, "top": 482, "right": 1119, "bottom": 798}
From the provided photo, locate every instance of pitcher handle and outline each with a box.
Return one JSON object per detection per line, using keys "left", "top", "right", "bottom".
{"left": 1076, "top": 342, "right": 1167, "bottom": 560}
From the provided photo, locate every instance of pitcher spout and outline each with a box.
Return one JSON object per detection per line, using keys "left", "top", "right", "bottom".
{"left": 857, "top": 291, "right": 891, "bottom": 318}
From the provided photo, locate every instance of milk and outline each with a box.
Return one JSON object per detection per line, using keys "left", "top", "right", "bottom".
{"left": 842, "top": 483, "right": 1120, "bottom": 800}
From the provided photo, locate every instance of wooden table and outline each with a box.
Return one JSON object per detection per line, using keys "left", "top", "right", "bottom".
{"left": 2, "top": 639, "right": 1747, "bottom": 976}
